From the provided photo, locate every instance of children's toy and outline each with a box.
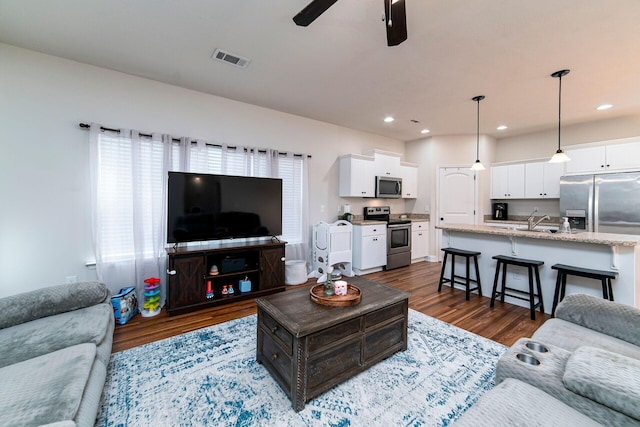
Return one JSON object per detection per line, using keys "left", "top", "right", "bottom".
{"left": 227, "top": 284, "right": 235, "bottom": 295}
{"left": 239, "top": 276, "right": 251, "bottom": 293}
{"left": 222, "top": 285, "right": 229, "bottom": 296}
{"left": 209, "top": 265, "right": 219, "bottom": 275}
{"left": 111, "top": 286, "right": 139, "bottom": 325}
{"left": 141, "top": 277, "right": 161, "bottom": 317}
{"left": 206, "top": 280, "right": 215, "bottom": 299}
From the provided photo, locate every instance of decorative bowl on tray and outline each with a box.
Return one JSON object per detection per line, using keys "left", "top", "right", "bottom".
{"left": 309, "top": 283, "right": 361, "bottom": 306}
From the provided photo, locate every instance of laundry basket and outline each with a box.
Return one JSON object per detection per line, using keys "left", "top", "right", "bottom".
{"left": 285, "top": 260, "right": 308, "bottom": 285}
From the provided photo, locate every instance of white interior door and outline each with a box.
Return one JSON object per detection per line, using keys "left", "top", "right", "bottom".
{"left": 436, "top": 167, "right": 478, "bottom": 259}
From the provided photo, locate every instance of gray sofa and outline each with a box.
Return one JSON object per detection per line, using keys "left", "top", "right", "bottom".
{"left": 456, "top": 294, "right": 640, "bottom": 426}
{"left": 0, "top": 281, "right": 114, "bottom": 427}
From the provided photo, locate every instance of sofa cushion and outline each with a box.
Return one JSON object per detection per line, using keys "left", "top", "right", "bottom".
{"left": 0, "top": 281, "right": 110, "bottom": 329}
{"left": 564, "top": 346, "right": 640, "bottom": 421}
{"left": 0, "top": 303, "right": 112, "bottom": 368}
{"left": 555, "top": 293, "right": 640, "bottom": 347}
{"left": 532, "top": 318, "right": 640, "bottom": 360}
{"left": 0, "top": 343, "right": 96, "bottom": 426}
{"left": 454, "top": 378, "right": 602, "bottom": 427}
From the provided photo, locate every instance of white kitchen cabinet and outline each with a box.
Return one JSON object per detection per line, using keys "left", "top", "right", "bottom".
{"left": 400, "top": 162, "right": 418, "bottom": 198}
{"left": 371, "top": 150, "right": 401, "bottom": 177}
{"left": 565, "top": 141, "right": 640, "bottom": 174}
{"left": 339, "top": 154, "right": 375, "bottom": 197}
{"left": 564, "top": 146, "right": 606, "bottom": 174}
{"left": 524, "top": 161, "right": 564, "bottom": 198}
{"left": 352, "top": 224, "right": 387, "bottom": 273}
{"left": 411, "top": 221, "right": 429, "bottom": 261}
{"left": 490, "top": 164, "right": 525, "bottom": 199}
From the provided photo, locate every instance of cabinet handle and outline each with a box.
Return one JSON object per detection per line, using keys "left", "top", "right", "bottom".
{"left": 270, "top": 325, "right": 278, "bottom": 333}
{"left": 601, "top": 165, "right": 605, "bottom": 168}
{"left": 606, "top": 164, "right": 610, "bottom": 168}
{"left": 167, "top": 269, "right": 176, "bottom": 275}
{"left": 271, "top": 353, "right": 279, "bottom": 361}
{"left": 280, "top": 257, "right": 285, "bottom": 261}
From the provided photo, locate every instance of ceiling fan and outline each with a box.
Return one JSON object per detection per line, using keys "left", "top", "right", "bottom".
{"left": 293, "top": 0, "right": 408, "bottom": 46}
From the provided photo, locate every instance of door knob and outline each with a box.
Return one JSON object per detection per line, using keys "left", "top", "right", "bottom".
{"left": 167, "top": 269, "right": 176, "bottom": 275}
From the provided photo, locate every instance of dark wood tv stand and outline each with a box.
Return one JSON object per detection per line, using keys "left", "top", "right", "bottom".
{"left": 166, "top": 240, "right": 286, "bottom": 316}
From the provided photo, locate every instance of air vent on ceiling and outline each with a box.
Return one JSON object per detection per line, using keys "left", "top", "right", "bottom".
{"left": 212, "top": 49, "right": 250, "bottom": 68}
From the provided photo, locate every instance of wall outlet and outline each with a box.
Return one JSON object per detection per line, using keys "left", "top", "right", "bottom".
{"left": 65, "top": 275, "right": 77, "bottom": 284}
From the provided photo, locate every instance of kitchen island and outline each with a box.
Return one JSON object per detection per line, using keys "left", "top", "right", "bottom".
{"left": 436, "top": 224, "right": 640, "bottom": 313}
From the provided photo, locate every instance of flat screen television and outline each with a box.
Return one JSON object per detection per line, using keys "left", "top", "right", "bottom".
{"left": 167, "top": 172, "right": 283, "bottom": 244}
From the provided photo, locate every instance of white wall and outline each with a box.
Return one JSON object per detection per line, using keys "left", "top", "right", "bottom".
{"left": 405, "top": 134, "right": 497, "bottom": 255}
{"left": 0, "top": 43, "right": 404, "bottom": 297}
{"left": 494, "top": 115, "right": 640, "bottom": 163}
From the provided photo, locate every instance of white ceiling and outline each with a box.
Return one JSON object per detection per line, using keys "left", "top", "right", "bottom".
{"left": 2, "top": 0, "right": 640, "bottom": 141}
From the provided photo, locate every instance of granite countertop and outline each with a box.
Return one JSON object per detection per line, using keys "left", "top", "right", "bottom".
{"left": 436, "top": 223, "right": 640, "bottom": 247}
{"left": 350, "top": 220, "right": 387, "bottom": 226}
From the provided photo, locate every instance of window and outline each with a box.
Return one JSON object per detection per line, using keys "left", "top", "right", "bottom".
{"left": 94, "top": 131, "right": 305, "bottom": 263}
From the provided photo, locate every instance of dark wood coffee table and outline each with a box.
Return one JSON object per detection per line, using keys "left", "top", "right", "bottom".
{"left": 255, "top": 276, "right": 410, "bottom": 411}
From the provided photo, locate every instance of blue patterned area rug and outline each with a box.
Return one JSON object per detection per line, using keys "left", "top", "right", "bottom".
{"left": 97, "top": 309, "right": 506, "bottom": 426}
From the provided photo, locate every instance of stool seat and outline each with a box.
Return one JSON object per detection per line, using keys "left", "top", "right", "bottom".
{"left": 438, "top": 248, "right": 482, "bottom": 300}
{"left": 490, "top": 255, "right": 545, "bottom": 320}
{"left": 493, "top": 255, "right": 544, "bottom": 268}
{"left": 551, "top": 264, "right": 618, "bottom": 316}
{"left": 442, "top": 248, "right": 481, "bottom": 257}
{"left": 551, "top": 264, "right": 618, "bottom": 279}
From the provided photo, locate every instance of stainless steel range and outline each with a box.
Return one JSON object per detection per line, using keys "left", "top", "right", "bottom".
{"left": 363, "top": 206, "right": 412, "bottom": 270}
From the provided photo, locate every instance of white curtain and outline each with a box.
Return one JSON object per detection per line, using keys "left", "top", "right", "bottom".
{"left": 283, "top": 153, "right": 310, "bottom": 270}
{"left": 89, "top": 124, "right": 173, "bottom": 302}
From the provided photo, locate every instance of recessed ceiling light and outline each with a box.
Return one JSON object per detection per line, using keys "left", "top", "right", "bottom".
{"left": 421, "top": 129, "right": 430, "bottom": 134}
{"left": 497, "top": 125, "right": 508, "bottom": 130}
{"left": 596, "top": 104, "right": 613, "bottom": 111}
{"left": 384, "top": 116, "right": 395, "bottom": 123}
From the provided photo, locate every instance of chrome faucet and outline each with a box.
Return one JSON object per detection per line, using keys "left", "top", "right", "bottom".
{"left": 527, "top": 214, "right": 551, "bottom": 231}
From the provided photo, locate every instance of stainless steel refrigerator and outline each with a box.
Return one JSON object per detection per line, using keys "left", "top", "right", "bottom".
{"left": 559, "top": 172, "right": 640, "bottom": 235}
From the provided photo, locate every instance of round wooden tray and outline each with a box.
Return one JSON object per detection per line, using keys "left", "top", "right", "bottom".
{"left": 309, "top": 284, "right": 361, "bottom": 306}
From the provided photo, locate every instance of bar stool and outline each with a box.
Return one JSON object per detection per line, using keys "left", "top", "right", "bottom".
{"left": 550, "top": 264, "right": 618, "bottom": 316}
{"left": 438, "top": 248, "right": 482, "bottom": 300}
{"left": 490, "top": 255, "right": 544, "bottom": 320}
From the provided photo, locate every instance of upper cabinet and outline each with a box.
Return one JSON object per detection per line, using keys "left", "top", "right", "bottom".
{"left": 524, "top": 161, "right": 564, "bottom": 198}
{"left": 490, "top": 164, "right": 525, "bottom": 199}
{"left": 339, "top": 150, "right": 418, "bottom": 199}
{"left": 339, "top": 154, "right": 375, "bottom": 198}
{"left": 399, "top": 162, "right": 418, "bottom": 198}
{"left": 565, "top": 141, "right": 640, "bottom": 175}
{"left": 368, "top": 150, "right": 401, "bottom": 177}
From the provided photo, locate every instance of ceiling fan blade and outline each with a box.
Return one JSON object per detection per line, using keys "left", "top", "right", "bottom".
{"left": 293, "top": 0, "right": 339, "bottom": 26}
{"left": 384, "top": 0, "right": 407, "bottom": 46}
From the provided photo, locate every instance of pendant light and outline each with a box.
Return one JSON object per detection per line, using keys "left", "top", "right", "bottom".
{"left": 470, "top": 95, "right": 486, "bottom": 171}
{"left": 549, "top": 69, "right": 571, "bottom": 163}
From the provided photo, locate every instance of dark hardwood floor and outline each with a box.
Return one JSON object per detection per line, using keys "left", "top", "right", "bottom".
{"left": 112, "top": 261, "right": 549, "bottom": 353}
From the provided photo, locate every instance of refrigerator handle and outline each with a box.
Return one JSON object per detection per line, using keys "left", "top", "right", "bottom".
{"left": 593, "top": 180, "right": 599, "bottom": 233}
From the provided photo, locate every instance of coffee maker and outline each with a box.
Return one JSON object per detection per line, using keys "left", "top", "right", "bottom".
{"left": 492, "top": 203, "right": 508, "bottom": 220}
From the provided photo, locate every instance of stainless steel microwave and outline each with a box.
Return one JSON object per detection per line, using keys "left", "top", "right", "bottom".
{"left": 375, "top": 176, "right": 402, "bottom": 198}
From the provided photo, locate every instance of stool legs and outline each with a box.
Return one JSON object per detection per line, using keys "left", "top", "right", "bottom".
{"left": 490, "top": 260, "right": 501, "bottom": 307}
{"left": 473, "top": 255, "right": 483, "bottom": 297}
{"left": 437, "top": 252, "right": 449, "bottom": 292}
{"left": 438, "top": 251, "right": 481, "bottom": 300}
{"left": 534, "top": 266, "right": 544, "bottom": 314}
{"left": 490, "top": 259, "right": 543, "bottom": 320}
{"left": 465, "top": 256, "right": 471, "bottom": 300}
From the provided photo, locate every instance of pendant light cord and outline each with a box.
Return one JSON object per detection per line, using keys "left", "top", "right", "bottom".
{"left": 476, "top": 98, "right": 480, "bottom": 159}
{"left": 557, "top": 73, "right": 562, "bottom": 151}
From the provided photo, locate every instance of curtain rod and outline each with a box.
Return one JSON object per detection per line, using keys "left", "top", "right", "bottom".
{"left": 78, "top": 123, "right": 311, "bottom": 158}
